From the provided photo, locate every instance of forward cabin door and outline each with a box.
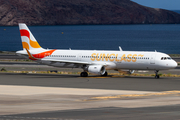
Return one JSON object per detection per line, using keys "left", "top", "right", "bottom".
{"left": 150, "top": 54, "right": 156, "bottom": 64}
{"left": 77, "top": 53, "right": 81, "bottom": 61}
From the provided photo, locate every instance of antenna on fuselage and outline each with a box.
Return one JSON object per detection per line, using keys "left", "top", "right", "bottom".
{"left": 119, "top": 46, "right": 123, "bottom": 51}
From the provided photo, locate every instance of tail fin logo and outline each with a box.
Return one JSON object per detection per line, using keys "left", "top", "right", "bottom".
{"left": 20, "top": 29, "right": 41, "bottom": 50}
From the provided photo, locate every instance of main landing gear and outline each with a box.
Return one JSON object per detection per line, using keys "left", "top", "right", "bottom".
{"left": 80, "top": 72, "right": 88, "bottom": 77}
{"left": 155, "top": 70, "right": 160, "bottom": 79}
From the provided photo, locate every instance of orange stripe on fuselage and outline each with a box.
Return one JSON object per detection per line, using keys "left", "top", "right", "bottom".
{"left": 25, "top": 48, "right": 37, "bottom": 60}
{"left": 32, "top": 49, "right": 56, "bottom": 59}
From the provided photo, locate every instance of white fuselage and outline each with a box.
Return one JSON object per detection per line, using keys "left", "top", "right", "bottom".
{"left": 17, "top": 49, "right": 177, "bottom": 71}
{"left": 16, "top": 23, "right": 178, "bottom": 77}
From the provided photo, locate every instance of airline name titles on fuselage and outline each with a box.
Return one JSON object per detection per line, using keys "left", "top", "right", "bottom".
{"left": 90, "top": 53, "right": 144, "bottom": 62}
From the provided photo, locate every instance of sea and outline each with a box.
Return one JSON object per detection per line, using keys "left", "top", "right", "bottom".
{"left": 0, "top": 24, "right": 180, "bottom": 54}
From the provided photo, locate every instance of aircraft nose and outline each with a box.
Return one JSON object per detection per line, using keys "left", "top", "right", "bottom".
{"left": 170, "top": 60, "right": 178, "bottom": 68}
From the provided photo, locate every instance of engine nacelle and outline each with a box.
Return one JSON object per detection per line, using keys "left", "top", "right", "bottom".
{"left": 118, "top": 70, "right": 135, "bottom": 74}
{"left": 87, "top": 65, "right": 106, "bottom": 75}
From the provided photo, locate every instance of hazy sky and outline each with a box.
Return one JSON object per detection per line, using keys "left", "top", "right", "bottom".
{"left": 131, "top": 0, "right": 180, "bottom": 10}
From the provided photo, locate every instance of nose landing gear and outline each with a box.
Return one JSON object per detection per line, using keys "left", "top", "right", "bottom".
{"left": 155, "top": 70, "right": 160, "bottom": 79}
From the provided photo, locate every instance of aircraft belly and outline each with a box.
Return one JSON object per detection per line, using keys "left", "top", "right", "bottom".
{"left": 117, "top": 62, "right": 149, "bottom": 70}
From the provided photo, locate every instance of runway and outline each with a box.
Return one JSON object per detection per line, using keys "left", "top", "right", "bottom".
{"left": 0, "top": 73, "right": 180, "bottom": 120}
{"left": 1, "top": 28, "right": 180, "bottom": 119}
{"left": 1, "top": 73, "right": 180, "bottom": 91}
{"left": 1, "top": 106, "right": 179, "bottom": 120}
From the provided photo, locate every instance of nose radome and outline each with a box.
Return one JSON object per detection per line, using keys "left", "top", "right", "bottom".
{"left": 171, "top": 60, "right": 178, "bottom": 68}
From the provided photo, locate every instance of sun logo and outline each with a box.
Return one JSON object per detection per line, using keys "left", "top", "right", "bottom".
{"left": 20, "top": 29, "right": 41, "bottom": 50}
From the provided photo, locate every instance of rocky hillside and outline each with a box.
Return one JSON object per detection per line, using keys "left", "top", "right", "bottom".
{"left": 0, "top": 0, "right": 180, "bottom": 26}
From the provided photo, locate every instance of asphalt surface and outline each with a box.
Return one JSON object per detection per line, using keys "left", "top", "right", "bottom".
{"left": 1, "top": 56, "right": 180, "bottom": 120}
{"left": 0, "top": 61, "right": 39, "bottom": 65}
{"left": 1, "top": 73, "right": 180, "bottom": 120}
{"left": 0, "top": 54, "right": 25, "bottom": 59}
{"left": 1, "top": 105, "right": 180, "bottom": 120}
{"left": 0, "top": 73, "right": 180, "bottom": 91}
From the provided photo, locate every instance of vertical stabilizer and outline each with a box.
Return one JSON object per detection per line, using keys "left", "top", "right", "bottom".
{"left": 19, "top": 23, "right": 43, "bottom": 50}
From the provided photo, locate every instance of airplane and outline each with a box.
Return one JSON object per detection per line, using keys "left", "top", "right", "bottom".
{"left": 16, "top": 23, "right": 177, "bottom": 79}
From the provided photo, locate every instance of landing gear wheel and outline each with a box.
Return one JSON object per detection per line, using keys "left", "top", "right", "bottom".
{"left": 80, "top": 72, "right": 88, "bottom": 77}
{"left": 102, "top": 71, "right": 108, "bottom": 76}
{"left": 155, "top": 75, "right": 160, "bottom": 79}
{"left": 155, "top": 70, "right": 160, "bottom": 79}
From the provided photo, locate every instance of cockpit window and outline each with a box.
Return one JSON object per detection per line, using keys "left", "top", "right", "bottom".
{"left": 161, "top": 57, "right": 172, "bottom": 60}
{"left": 167, "top": 57, "right": 171, "bottom": 60}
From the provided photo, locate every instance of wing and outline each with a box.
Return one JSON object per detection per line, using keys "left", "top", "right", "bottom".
{"left": 40, "top": 58, "right": 114, "bottom": 67}
{"left": 41, "top": 58, "right": 92, "bottom": 65}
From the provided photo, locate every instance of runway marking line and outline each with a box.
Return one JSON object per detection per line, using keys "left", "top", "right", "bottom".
{"left": 83, "top": 90, "right": 180, "bottom": 101}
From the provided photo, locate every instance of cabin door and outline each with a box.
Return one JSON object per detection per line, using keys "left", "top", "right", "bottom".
{"left": 150, "top": 54, "right": 156, "bottom": 64}
{"left": 77, "top": 53, "right": 81, "bottom": 61}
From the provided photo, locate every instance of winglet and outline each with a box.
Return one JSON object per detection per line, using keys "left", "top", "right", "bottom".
{"left": 25, "top": 48, "right": 38, "bottom": 60}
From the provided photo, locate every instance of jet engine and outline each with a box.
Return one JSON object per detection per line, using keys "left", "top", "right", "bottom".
{"left": 87, "top": 65, "right": 106, "bottom": 75}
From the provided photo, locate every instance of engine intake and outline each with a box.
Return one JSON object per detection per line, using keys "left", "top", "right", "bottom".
{"left": 88, "top": 65, "right": 106, "bottom": 75}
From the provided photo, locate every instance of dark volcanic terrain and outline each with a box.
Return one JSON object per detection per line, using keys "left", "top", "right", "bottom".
{"left": 0, "top": 0, "right": 180, "bottom": 26}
